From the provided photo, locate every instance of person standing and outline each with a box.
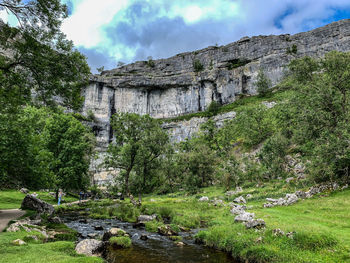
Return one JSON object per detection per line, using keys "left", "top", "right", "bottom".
{"left": 58, "top": 189, "right": 63, "bottom": 205}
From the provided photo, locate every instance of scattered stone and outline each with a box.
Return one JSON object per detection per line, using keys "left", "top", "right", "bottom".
{"left": 294, "top": 191, "right": 307, "bottom": 199}
{"left": 273, "top": 228, "right": 285, "bottom": 236}
{"left": 79, "top": 219, "right": 88, "bottom": 224}
{"left": 225, "top": 187, "right": 243, "bottom": 197}
{"left": 255, "top": 236, "right": 263, "bottom": 243}
{"left": 26, "top": 235, "right": 39, "bottom": 241}
{"left": 286, "top": 232, "right": 295, "bottom": 239}
{"left": 138, "top": 214, "right": 156, "bottom": 223}
{"left": 244, "top": 219, "right": 266, "bottom": 229}
{"left": 285, "top": 177, "right": 295, "bottom": 183}
{"left": 198, "top": 196, "right": 209, "bottom": 202}
{"left": 157, "top": 225, "right": 178, "bottom": 236}
{"left": 246, "top": 194, "right": 253, "bottom": 199}
{"left": 262, "top": 101, "right": 277, "bottom": 109}
{"left": 20, "top": 188, "right": 29, "bottom": 194}
{"left": 21, "top": 195, "right": 55, "bottom": 215}
{"left": 234, "top": 212, "right": 255, "bottom": 222}
{"left": 12, "top": 239, "right": 26, "bottom": 246}
{"left": 75, "top": 239, "right": 103, "bottom": 256}
{"left": 230, "top": 205, "right": 246, "bottom": 215}
{"left": 49, "top": 216, "right": 62, "bottom": 224}
{"left": 94, "top": 225, "right": 104, "bottom": 231}
{"left": 233, "top": 196, "right": 246, "bottom": 204}
{"left": 285, "top": 194, "right": 298, "bottom": 205}
{"left": 175, "top": 241, "right": 185, "bottom": 246}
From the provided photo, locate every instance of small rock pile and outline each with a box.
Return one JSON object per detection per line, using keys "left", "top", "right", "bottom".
{"left": 264, "top": 183, "right": 348, "bottom": 208}
{"left": 230, "top": 200, "right": 265, "bottom": 229}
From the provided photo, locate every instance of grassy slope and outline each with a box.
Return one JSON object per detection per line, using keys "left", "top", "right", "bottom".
{"left": 0, "top": 190, "right": 78, "bottom": 209}
{"left": 0, "top": 231, "right": 103, "bottom": 263}
{"left": 140, "top": 183, "right": 350, "bottom": 263}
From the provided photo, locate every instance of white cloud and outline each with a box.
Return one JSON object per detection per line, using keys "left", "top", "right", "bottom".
{"left": 61, "top": 0, "right": 130, "bottom": 48}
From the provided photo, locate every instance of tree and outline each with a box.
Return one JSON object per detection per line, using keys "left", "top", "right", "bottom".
{"left": 279, "top": 51, "right": 350, "bottom": 183}
{"left": 0, "top": 0, "right": 90, "bottom": 111}
{"left": 256, "top": 69, "right": 272, "bottom": 97}
{"left": 105, "top": 112, "right": 169, "bottom": 203}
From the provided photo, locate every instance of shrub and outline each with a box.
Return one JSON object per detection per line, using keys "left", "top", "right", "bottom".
{"left": 193, "top": 59, "right": 204, "bottom": 72}
{"left": 207, "top": 101, "right": 221, "bottom": 116}
{"left": 256, "top": 69, "right": 272, "bottom": 97}
{"left": 145, "top": 220, "right": 165, "bottom": 232}
{"left": 286, "top": 44, "right": 298, "bottom": 55}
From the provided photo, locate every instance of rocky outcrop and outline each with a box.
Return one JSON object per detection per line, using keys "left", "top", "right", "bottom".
{"left": 82, "top": 19, "right": 350, "bottom": 183}
{"left": 21, "top": 195, "right": 55, "bottom": 215}
{"left": 75, "top": 239, "right": 103, "bottom": 257}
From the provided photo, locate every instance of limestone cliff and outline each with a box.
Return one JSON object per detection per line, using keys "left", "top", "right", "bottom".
{"left": 81, "top": 19, "right": 350, "bottom": 185}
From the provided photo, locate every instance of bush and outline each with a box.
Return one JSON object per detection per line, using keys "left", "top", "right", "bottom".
{"left": 256, "top": 69, "right": 272, "bottom": 97}
{"left": 207, "top": 101, "right": 221, "bottom": 116}
{"left": 109, "top": 236, "right": 132, "bottom": 248}
{"left": 193, "top": 59, "right": 204, "bottom": 72}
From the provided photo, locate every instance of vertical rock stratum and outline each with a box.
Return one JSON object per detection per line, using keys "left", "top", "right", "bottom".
{"left": 82, "top": 19, "right": 350, "bottom": 185}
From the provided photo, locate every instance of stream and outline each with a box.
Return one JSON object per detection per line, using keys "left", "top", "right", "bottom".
{"left": 63, "top": 213, "right": 237, "bottom": 263}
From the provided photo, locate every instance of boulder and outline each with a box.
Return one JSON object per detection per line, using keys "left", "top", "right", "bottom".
{"left": 21, "top": 195, "right": 54, "bottom": 215}
{"left": 198, "top": 196, "right": 209, "bottom": 202}
{"left": 294, "top": 191, "right": 307, "bottom": 199}
{"left": 212, "top": 199, "right": 224, "bottom": 206}
{"left": 48, "top": 216, "right": 62, "bottom": 224}
{"left": 273, "top": 228, "right": 285, "bottom": 236}
{"left": 20, "top": 188, "right": 29, "bottom": 194}
{"left": 12, "top": 239, "right": 26, "bottom": 246}
{"left": 285, "top": 194, "right": 298, "bottom": 205}
{"left": 234, "top": 212, "right": 255, "bottom": 222}
{"left": 230, "top": 205, "right": 246, "bottom": 215}
{"left": 138, "top": 214, "right": 156, "bottom": 223}
{"left": 233, "top": 196, "right": 246, "bottom": 204}
{"left": 75, "top": 239, "right": 103, "bottom": 256}
{"left": 245, "top": 219, "right": 266, "bottom": 229}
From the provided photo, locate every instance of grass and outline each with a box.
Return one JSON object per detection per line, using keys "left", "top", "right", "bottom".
{"left": 0, "top": 230, "right": 103, "bottom": 263}
{"left": 0, "top": 190, "right": 79, "bottom": 209}
{"left": 136, "top": 183, "right": 350, "bottom": 263}
{"left": 0, "top": 190, "right": 26, "bottom": 209}
{"left": 109, "top": 236, "right": 132, "bottom": 248}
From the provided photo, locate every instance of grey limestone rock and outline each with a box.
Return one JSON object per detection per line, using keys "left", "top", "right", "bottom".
{"left": 75, "top": 239, "right": 103, "bottom": 256}
{"left": 21, "top": 195, "right": 55, "bottom": 215}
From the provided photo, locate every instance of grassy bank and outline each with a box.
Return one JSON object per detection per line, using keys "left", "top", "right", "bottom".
{"left": 0, "top": 190, "right": 78, "bottom": 209}
{"left": 139, "top": 183, "right": 350, "bottom": 263}
{"left": 0, "top": 230, "right": 103, "bottom": 263}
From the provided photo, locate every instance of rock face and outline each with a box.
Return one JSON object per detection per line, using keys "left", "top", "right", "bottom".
{"left": 81, "top": 19, "right": 350, "bottom": 184}
{"left": 21, "top": 195, "right": 55, "bottom": 215}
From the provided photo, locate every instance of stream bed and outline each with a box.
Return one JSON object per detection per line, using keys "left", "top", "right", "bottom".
{"left": 63, "top": 214, "right": 237, "bottom": 263}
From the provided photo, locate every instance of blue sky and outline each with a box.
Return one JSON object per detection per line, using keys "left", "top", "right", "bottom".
{"left": 3, "top": 1, "right": 349, "bottom": 72}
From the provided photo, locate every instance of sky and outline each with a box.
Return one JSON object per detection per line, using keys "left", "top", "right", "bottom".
{"left": 2, "top": 1, "right": 350, "bottom": 72}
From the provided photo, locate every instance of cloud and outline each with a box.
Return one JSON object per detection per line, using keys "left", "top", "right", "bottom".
{"left": 60, "top": 0, "right": 350, "bottom": 72}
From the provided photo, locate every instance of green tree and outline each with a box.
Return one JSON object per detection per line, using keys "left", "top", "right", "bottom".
{"left": 0, "top": 0, "right": 90, "bottom": 111}
{"left": 256, "top": 69, "right": 272, "bottom": 97}
{"left": 105, "top": 113, "right": 169, "bottom": 202}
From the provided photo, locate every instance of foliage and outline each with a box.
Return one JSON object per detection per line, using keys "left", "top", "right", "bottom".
{"left": 193, "top": 59, "right": 204, "bottom": 72}
{"left": 256, "top": 69, "right": 272, "bottom": 97}
{"left": 0, "top": 107, "right": 94, "bottom": 190}
{"left": 206, "top": 101, "right": 221, "bottom": 116}
{"left": 278, "top": 51, "right": 350, "bottom": 183}
{"left": 286, "top": 44, "right": 298, "bottom": 55}
{"left": 226, "top": 58, "right": 251, "bottom": 70}
{"left": 105, "top": 112, "right": 169, "bottom": 196}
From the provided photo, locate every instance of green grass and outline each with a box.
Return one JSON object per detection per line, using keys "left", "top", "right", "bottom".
{"left": 0, "top": 190, "right": 79, "bottom": 209}
{"left": 137, "top": 184, "right": 350, "bottom": 263}
{"left": 109, "top": 236, "right": 132, "bottom": 248}
{"left": 0, "top": 190, "right": 26, "bottom": 209}
{"left": 0, "top": 230, "right": 103, "bottom": 263}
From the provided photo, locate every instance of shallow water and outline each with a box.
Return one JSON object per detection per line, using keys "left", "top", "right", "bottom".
{"left": 63, "top": 214, "right": 237, "bottom": 263}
